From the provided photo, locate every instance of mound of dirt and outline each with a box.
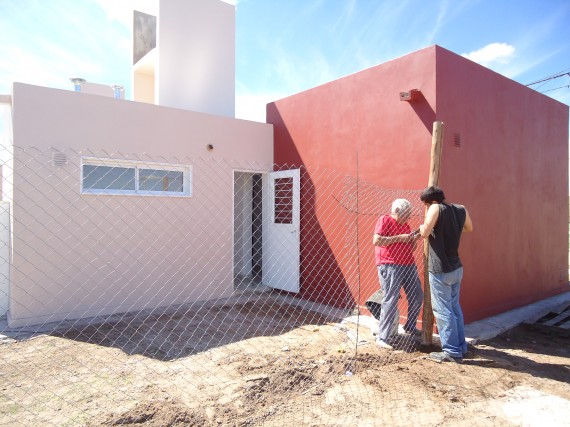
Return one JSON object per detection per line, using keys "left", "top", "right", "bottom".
{"left": 88, "top": 398, "right": 207, "bottom": 427}
{"left": 2, "top": 296, "right": 569, "bottom": 427}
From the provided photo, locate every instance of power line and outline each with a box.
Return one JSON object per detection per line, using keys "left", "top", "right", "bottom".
{"left": 540, "top": 84, "right": 570, "bottom": 94}
{"left": 525, "top": 69, "right": 570, "bottom": 86}
{"left": 527, "top": 68, "right": 570, "bottom": 85}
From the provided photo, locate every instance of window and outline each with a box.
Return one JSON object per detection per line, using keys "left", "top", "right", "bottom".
{"left": 274, "top": 177, "right": 293, "bottom": 224}
{"left": 81, "top": 158, "right": 192, "bottom": 196}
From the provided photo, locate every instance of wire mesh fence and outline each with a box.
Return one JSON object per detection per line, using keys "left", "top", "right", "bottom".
{"left": 0, "top": 145, "right": 503, "bottom": 426}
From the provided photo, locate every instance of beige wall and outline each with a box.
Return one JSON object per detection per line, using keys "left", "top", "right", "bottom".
{"left": 7, "top": 83, "right": 272, "bottom": 327}
{"left": 80, "top": 82, "right": 115, "bottom": 97}
{"left": 133, "top": 49, "right": 156, "bottom": 104}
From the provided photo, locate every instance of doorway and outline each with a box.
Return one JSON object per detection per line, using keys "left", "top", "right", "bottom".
{"left": 233, "top": 169, "right": 301, "bottom": 293}
{"left": 233, "top": 171, "right": 263, "bottom": 291}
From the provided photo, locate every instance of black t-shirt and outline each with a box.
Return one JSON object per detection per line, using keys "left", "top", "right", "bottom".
{"left": 428, "top": 203, "right": 466, "bottom": 273}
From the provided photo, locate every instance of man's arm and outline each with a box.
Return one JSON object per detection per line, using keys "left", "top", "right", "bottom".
{"left": 373, "top": 233, "right": 418, "bottom": 246}
{"left": 463, "top": 207, "right": 473, "bottom": 232}
{"left": 419, "top": 203, "right": 439, "bottom": 238}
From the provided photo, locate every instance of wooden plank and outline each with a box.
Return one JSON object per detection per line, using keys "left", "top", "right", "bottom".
{"left": 421, "top": 121, "right": 444, "bottom": 346}
{"left": 542, "top": 310, "right": 570, "bottom": 326}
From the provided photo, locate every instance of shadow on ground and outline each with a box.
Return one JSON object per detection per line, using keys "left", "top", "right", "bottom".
{"left": 49, "top": 293, "right": 344, "bottom": 361}
{"left": 465, "top": 323, "right": 570, "bottom": 385}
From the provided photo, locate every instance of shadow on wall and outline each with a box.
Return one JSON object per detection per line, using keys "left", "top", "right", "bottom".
{"left": 405, "top": 90, "right": 436, "bottom": 133}
{"left": 267, "top": 103, "right": 426, "bottom": 313}
{"left": 268, "top": 103, "right": 357, "bottom": 309}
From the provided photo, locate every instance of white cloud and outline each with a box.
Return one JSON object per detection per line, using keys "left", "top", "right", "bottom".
{"left": 462, "top": 43, "right": 516, "bottom": 67}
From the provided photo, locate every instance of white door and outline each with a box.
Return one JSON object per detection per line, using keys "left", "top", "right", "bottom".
{"left": 262, "top": 169, "right": 300, "bottom": 292}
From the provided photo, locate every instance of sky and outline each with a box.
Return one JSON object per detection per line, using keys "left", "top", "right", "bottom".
{"left": 0, "top": 0, "right": 569, "bottom": 123}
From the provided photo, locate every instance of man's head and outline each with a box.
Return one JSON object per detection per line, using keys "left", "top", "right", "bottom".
{"left": 391, "top": 199, "right": 412, "bottom": 223}
{"left": 420, "top": 186, "right": 445, "bottom": 205}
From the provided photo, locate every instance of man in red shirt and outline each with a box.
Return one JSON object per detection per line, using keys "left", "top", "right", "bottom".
{"left": 373, "top": 199, "right": 423, "bottom": 349}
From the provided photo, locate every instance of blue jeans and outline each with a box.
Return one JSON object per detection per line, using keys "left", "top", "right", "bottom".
{"left": 429, "top": 267, "right": 467, "bottom": 358}
{"left": 377, "top": 264, "right": 424, "bottom": 341}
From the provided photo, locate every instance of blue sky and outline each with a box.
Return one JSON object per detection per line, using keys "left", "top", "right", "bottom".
{"left": 0, "top": 0, "right": 569, "bottom": 122}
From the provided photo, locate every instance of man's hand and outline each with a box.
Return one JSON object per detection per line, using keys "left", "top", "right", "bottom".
{"left": 401, "top": 232, "right": 420, "bottom": 244}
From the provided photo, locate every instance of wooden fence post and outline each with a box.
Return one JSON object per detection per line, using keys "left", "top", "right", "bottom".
{"left": 421, "top": 121, "right": 444, "bottom": 345}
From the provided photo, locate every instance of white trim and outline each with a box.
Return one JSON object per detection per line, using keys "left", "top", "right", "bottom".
{"left": 81, "top": 157, "right": 192, "bottom": 197}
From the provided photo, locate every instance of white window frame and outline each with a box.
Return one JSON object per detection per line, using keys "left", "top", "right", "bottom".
{"left": 81, "top": 157, "right": 192, "bottom": 197}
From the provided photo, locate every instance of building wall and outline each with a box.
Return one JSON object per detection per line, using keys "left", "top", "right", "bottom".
{"left": 268, "top": 46, "right": 437, "bottom": 310}
{"left": 269, "top": 45, "right": 569, "bottom": 323}
{"left": 157, "top": 0, "right": 235, "bottom": 117}
{"left": 8, "top": 83, "right": 272, "bottom": 327}
{"left": 434, "top": 46, "right": 569, "bottom": 321}
{"left": 133, "top": 59, "right": 155, "bottom": 104}
{"left": 80, "top": 82, "right": 115, "bottom": 98}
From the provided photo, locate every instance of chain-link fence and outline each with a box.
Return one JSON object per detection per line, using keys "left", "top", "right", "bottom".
{"left": 0, "top": 144, "right": 444, "bottom": 426}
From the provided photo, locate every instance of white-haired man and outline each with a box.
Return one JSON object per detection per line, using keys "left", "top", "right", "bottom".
{"left": 373, "top": 199, "right": 423, "bottom": 349}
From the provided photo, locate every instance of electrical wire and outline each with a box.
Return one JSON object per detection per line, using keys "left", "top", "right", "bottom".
{"left": 525, "top": 69, "right": 570, "bottom": 86}
{"left": 540, "top": 84, "right": 570, "bottom": 94}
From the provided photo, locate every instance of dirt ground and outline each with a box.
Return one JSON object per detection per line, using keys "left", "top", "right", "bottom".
{"left": 1, "top": 293, "right": 569, "bottom": 427}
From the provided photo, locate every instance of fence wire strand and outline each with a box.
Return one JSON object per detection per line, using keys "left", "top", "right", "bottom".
{"left": 0, "top": 145, "right": 503, "bottom": 426}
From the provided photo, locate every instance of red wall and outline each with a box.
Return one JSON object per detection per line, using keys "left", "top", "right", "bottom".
{"left": 268, "top": 45, "right": 569, "bottom": 323}
{"left": 268, "top": 46, "right": 437, "bottom": 312}
{"left": 435, "top": 46, "right": 569, "bottom": 321}
{"left": 269, "top": 47, "right": 436, "bottom": 185}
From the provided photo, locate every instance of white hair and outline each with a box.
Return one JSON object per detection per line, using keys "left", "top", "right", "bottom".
{"left": 391, "top": 199, "right": 412, "bottom": 215}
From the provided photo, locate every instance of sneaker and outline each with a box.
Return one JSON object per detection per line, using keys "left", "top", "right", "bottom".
{"left": 376, "top": 338, "right": 394, "bottom": 350}
{"left": 428, "top": 351, "right": 463, "bottom": 363}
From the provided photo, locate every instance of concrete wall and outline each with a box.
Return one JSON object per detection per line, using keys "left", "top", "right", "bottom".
{"left": 133, "top": 49, "right": 156, "bottom": 104}
{"left": 8, "top": 83, "right": 272, "bottom": 327}
{"left": 269, "top": 45, "right": 569, "bottom": 323}
{"left": 434, "top": 46, "right": 569, "bottom": 321}
{"left": 268, "top": 46, "right": 436, "bottom": 310}
{"left": 80, "top": 82, "right": 115, "bottom": 98}
{"left": 270, "top": 46, "right": 435, "bottom": 185}
{"left": 133, "top": 10, "right": 156, "bottom": 65}
{"left": 156, "top": 0, "right": 235, "bottom": 117}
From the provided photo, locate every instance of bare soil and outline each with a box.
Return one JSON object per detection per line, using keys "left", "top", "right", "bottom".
{"left": 1, "top": 294, "right": 569, "bottom": 426}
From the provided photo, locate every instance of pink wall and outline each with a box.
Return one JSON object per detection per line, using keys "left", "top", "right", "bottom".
{"left": 8, "top": 83, "right": 273, "bottom": 327}
{"left": 269, "top": 45, "right": 569, "bottom": 322}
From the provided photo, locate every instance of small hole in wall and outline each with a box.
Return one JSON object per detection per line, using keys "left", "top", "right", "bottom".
{"left": 207, "top": 144, "right": 214, "bottom": 151}
{"left": 453, "top": 133, "right": 462, "bottom": 148}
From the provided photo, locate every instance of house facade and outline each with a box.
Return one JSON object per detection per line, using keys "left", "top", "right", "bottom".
{"left": 0, "top": 3, "right": 568, "bottom": 329}
{"left": 3, "top": 82, "right": 273, "bottom": 327}
{"left": 0, "top": 0, "right": 275, "bottom": 327}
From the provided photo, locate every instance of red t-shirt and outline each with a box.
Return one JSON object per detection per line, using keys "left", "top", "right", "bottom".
{"left": 374, "top": 215, "right": 415, "bottom": 265}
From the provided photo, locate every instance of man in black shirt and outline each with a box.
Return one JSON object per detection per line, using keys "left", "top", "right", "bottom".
{"left": 419, "top": 186, "right": 473, "bottom": 362}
